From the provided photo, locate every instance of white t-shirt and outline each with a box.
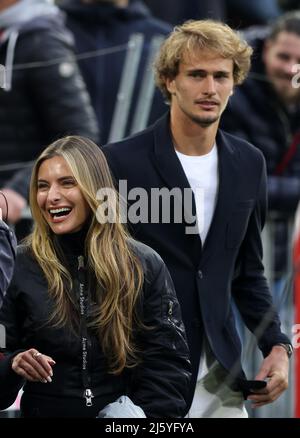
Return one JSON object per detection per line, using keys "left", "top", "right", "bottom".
{"left": 175, "top": 144, "right": 219, "bottom": 244}
{"left": 176, "top": 144, "right": 219, "bottom": 382}
{"left": 176, "top": 145, "right": 246, "bottom": 416}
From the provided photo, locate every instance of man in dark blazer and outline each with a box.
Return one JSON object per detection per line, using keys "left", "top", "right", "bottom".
{"left": 103, "top": 20, "right": 291, "bottom": 417}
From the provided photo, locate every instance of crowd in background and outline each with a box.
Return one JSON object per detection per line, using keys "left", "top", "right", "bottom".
{"left": 0, "top": 0, "right": 300, "bottom": 418}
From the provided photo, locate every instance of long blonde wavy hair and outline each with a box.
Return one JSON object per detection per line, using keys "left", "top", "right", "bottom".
{"left": 27, "top": 136, "right": 144, "bottom": 374}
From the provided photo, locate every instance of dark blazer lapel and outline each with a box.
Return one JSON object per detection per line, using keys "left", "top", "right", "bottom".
{"left": 200, "top": 129, "right": 239, "bottom": 267}
{"left": 151, "top": 116, "right": 240, "bottom": 265}
{"left": 152, "top": 113, "right": 191, "bottom": 192}
{"left": 152, "top": 113, "right": 199, "bottom": 228}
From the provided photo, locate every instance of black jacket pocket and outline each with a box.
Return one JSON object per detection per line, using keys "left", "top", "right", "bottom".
{"left": 226, "top": 207, "right": 252, "bottom": 249}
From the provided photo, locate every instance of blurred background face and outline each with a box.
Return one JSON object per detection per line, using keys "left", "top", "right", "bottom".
{"left": 263, "top": 31, "right": 300, "bottom": 104}
{"left": 0, "top": 0, "right": 19, "bottom": 12}
{"left": 36, "top": 156, "right": 90, "bottom": 234}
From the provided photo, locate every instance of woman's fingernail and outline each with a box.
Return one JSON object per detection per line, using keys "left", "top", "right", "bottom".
{"left": 43, "top": 379, "right": 47, "bottom": 383}
{"left": 49, "top": 370, "right": 53, "bottom": 377}
{"left": 46, "top": 376, "right": 52, "bottom": 383}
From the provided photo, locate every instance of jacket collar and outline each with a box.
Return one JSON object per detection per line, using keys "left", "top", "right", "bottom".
{"left": 153, "top": 112, "right": 192, "bottom": 195}
{"left": 152, "top": 112, "right": 239, "bottom": 265}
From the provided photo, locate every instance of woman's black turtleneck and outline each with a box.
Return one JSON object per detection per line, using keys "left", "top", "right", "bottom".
{"left": 52, "top": 223, "right": 90, "bottom": 274}
{"left": 55, "top": 225, "right": 87, "bottom": 257}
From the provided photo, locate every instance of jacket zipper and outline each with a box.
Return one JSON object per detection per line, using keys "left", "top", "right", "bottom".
{"left": 84, "top": 388, "right": 94, "bottom": 407}
{"left": 168, "top": 300, "right": 173, "bottom": 319}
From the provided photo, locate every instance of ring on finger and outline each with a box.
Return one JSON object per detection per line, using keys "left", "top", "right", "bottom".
{"left": 32, "top": 351, "right": 42, "bottom": 359}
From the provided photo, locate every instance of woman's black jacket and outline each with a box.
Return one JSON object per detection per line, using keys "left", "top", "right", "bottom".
{"left": 0, "top": 240, "right": 191, "bottom": 418}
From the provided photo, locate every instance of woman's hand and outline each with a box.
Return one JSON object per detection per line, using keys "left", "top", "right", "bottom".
{"left": 12, "top": 349, "right": 56, "bottom": 383}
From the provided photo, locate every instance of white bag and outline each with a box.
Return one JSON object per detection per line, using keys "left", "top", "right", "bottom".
{"left": 97, "top": 395, "right": 146, "bottom": 418}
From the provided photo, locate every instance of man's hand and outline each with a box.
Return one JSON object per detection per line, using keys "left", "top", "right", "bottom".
{"left": 247, "top": 345, "right": 289, "bottom": 408}
{"left": 0, "top": 188, "right": 26, "bottom": 223}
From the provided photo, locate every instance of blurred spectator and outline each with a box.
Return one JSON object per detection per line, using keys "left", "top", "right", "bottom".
{"left": 143, "top": 0, "right": 281, "bottom": 27}
{"left": 221, "top": 11, "right": 300, "bottom": 278}
{"left": 143, "top": 0, "right": 225, "bottom": 25}
{"left": 58, "top": 0, "right": 171, "bottom": 144}
{"left": 279, "top": 0, "right": 300, "bottom": 11}
{"left": 0, "top": 0, "right": 99, "bottom": 228}
{"left": 0, "top": 203, "right": 16, "bottom": 306}
{"left": 226, "top": 0, "right": 281, "bottom": 27}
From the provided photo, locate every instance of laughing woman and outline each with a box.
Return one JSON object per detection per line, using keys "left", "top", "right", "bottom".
{"left": 0, "top": 136, "right": 191, "bottom": 418}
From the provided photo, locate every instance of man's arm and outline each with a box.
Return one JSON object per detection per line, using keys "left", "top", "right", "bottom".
{"left": 232, "top": 157, "right": 290, "bottom": 406}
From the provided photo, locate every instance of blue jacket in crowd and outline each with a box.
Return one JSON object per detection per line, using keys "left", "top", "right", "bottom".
{"left": 59, "top": 0, "right": 171, "bottom": 144}
{"left": 0, "top": 9, "right": 98, "bottom": 198}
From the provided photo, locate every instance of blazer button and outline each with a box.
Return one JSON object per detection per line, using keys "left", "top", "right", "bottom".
{"left": 197, "top": 270, "right": 203, "bottom": 279}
